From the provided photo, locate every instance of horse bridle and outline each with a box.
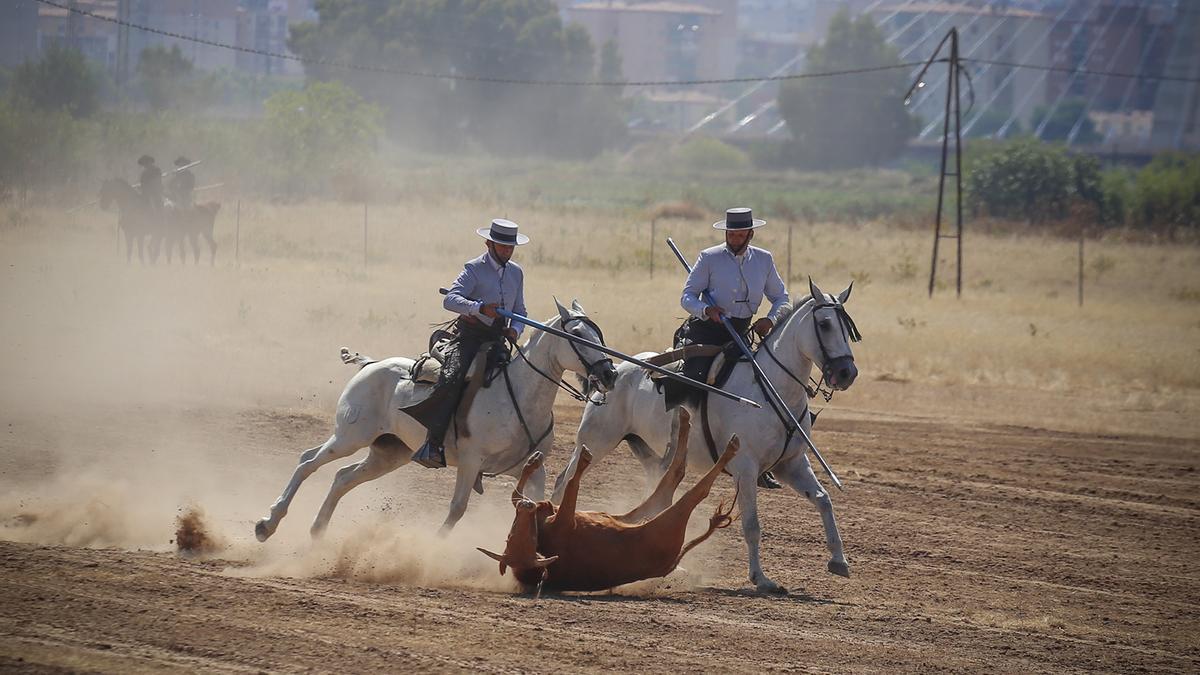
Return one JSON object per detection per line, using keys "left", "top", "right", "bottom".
{"left": 562, "top": 315, "right": 614, "bottom": 396}
{"left": 507, "top": 313, "right": 612, "bottom": 404}
{"left": 760, "top": 295, "right": 862, "bottom": 398}
{"left": 811, "top": 297, "right": 862, "bottom": 374}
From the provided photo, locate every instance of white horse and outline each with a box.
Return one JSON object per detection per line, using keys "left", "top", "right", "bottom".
{"left": 552, "top": 279, "right": 860, "bottom": 593}
{"left": 254, "top": 299, "right": 619, "bottom": 540}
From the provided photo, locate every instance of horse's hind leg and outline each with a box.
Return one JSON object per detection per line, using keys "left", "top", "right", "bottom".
{"left": 651, "top": 431, "right": 739, "bottom": 530}
{"left": 774, "top": 454, "right": 849, "bottom": 578}
{"left": 310, "top": 436, "right": 408, "bottom": 538}
{"left": 617, "top": 409, "right": 686, "bottom": 524}
{"left": 254, "top": 432, "right": 366, "bottom": 542}
{"left": 189, "top": 232, "right": 200, "bottom": 264}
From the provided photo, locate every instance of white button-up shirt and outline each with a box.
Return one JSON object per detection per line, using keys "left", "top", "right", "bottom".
{"left": 443, "top": 251, "right": 527, "bottom": 336}
{"left": 681, "top": 244, "right": 790, "bottom": 322}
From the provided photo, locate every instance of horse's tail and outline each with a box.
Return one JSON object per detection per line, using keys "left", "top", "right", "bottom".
{"left": 339, "top": 347, "right": 376, "bottom": 370}
{"left": 672, "top": 484, "right": 739, "bottom": 569}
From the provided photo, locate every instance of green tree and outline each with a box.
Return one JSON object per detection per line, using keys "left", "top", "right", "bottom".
{"left": 1131, "top": 153, "right": 1200, "bottom": 232}
{"left": 10, "top": 46, "right": 101, "bottom": 117}
{"left": 777, "top": 9, "right": 917, "bottom": 168}
{"left": 137, "top": 45, "right": 216, "bottom": 111}
{"left": 262, "top": 80, "right": 383, "bottom": 192}
{"left": 288, "top": 0, "right": 624, "bottom": 157}
{"left": 0, "top": 98, "right": 91, "bottom": 200}
{"left": 965, "top": 138, "right": 1110, "bottom": 222}
{"left": 1032, "top": 99, "right": 1100, "bottom": 144}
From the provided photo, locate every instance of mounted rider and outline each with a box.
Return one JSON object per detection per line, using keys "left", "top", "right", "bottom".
{"left": 410, "top": 219, "right": 529, "bottom": 469}
{"left": 167, "top": 156, "right": 196, "bottom": 209}
{"left": 137, "top": 155, "right": 163, "bottom": 212}
{"left": 670, "top": 207, "right": 790, "bottom": 408}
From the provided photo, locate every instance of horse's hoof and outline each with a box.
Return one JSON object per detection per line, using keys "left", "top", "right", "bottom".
{"left": 309, "top": 522, "right": 327, "bottom": 540}
{"left": 254, "top": 519, "right": 273, "bottom": 542}
{"left": 754, "top": 578, "right": 787, "bottom": 595}
{"left": 828, "top": 560, "right": 851, "bottom": 578}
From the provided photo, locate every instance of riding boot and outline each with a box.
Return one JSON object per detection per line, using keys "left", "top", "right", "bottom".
{"left": 412, "top": 382, "right": 462, "bottom": 469}
{"left": 412, "top": 438, "right": 447, "bottom": 469}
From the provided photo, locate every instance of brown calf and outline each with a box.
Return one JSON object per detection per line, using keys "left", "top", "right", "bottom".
{"left": 479, "top": 410, "right": 739, "bottom": 593}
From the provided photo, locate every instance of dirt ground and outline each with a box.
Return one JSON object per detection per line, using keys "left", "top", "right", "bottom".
{"left": 1, "top": 395, "right": 1197, "bottom": 674}
{"left": 1, "top": 205, "right": 1198, "bottom": 672}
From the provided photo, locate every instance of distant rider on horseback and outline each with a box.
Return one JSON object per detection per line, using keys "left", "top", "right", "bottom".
{"left": 137, "top": 155, "right": 163, "bottom": 212}
{"left": 168, "top": 156, "right": 195, "bottom": 209}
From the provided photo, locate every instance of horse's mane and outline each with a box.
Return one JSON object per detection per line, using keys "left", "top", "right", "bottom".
{"left": 763, "top": 293, "right": 820, "bottom": 341}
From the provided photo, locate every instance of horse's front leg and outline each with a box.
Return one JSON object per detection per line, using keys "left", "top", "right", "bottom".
{"left": 733, "top": 459, "right": 787, "bottom": 594}
{"left": 775, "top": 454, "right": 849, "bottom": 578}
{"left": 440, "top": 458, "right": 483, "bottom": 534}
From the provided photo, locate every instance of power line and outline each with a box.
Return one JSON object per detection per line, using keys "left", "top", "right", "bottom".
{"left": 38, "top": 0, "right": 1200, "bottom": 88}
{"left": 964, "top": 58, "right": 1200, "bottom": 85}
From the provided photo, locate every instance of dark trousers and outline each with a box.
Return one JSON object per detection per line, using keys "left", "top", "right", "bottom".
{"left": 421, "top": 317, "right": 503, "bottom": 447}
{"left": 678, "top": 315, "right": 750, "bottom": 380}
{"left": 666, "top": 315, "right": 751, "bottom": 409}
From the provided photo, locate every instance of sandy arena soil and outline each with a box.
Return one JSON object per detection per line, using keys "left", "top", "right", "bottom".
{"left": 1, "top": 397, "right": 1197, "bottom": 673}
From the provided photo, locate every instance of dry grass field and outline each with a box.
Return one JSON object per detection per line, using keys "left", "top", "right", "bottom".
{"left": 1, "top": 194, "right": 1198, "bottom": 672}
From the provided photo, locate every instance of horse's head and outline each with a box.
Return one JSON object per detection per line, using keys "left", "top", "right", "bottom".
{"left": 782, "top": 279, "right": 860, "bottom": 391}
{"left": 98, "top": 178, "right": 119, "bottom": 211}
{"left": 99, "top": 178, "right": 137, "bottom": 213}
{"left": 549, "top": 298, "right": 619, "bottom": 393}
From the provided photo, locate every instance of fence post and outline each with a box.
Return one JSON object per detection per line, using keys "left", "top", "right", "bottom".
{"left": 1078, "top": 224, "right": 1084, "bottom": 307}
{"left": 787, "top": 223, "right": 793, "bottom": 286}
{"left": 650, "top": 218, "right": 656, "bottom": 278}
{"left": 235, "top": 199, "right": 241, "bottom": 268}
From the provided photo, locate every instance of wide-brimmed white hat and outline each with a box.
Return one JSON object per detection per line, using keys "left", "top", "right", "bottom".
{"left": 713, "top": 207, "right": 766, "bottom": 230}
{"left": 476, "top": 218, "right": 530, "bottom": 245}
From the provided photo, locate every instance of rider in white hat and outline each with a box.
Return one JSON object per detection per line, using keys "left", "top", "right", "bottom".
{"left": 674, "top": 207, "right": 790, "bottom": 487}
{"left": 412, "top": 219, "right": 529, "bottom": 468}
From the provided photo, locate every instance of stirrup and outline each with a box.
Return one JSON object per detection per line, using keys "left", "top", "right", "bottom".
{"left": 412, "top": 441, "right": 446, "bottom": 469}
{"left": 757, "top": 471, "right": 783, "bottom": 489}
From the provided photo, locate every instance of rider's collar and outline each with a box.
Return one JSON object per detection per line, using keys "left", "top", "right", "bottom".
{"left": 486, "top": 251, "right": 508, "bottom": 271}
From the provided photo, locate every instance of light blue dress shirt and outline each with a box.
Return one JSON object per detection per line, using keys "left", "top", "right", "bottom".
{"left": 681, "top": 244, "right": 790, "bottom": 322}
{"left": 443, "top": 252, "right": 527, "bottom": 336}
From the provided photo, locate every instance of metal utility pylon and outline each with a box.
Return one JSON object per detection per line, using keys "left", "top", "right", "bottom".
{"left": 906, "top": 27, "right": 964, "bottom": 298}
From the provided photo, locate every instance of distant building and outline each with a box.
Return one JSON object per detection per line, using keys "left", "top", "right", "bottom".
{"left": 14, "top": 0, "right": 313, "bottom": 80}
{"left": 633, "top": 88, "right": 732, "bottom": 130}
{"left": 35, "top": 0, "right": 120, "bottom": 70}
{"left": 565, "top": 0, "right": 738, "bottom": 83}
{"left": 874, "top": 2, "right": 1057, "bottom": 135}
{"left": 0, "top": 0, "right": 39, "bottom": 68}
{"left": 1149, "top": 1, "right": 1200, "bottom": 150}
{"left": 1090, "top": 109, "right": 1153, "bottom": 144}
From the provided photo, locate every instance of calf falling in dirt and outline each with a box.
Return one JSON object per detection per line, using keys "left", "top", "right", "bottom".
{"left": 479, "top": 409, "right": 738, "bottom": 593}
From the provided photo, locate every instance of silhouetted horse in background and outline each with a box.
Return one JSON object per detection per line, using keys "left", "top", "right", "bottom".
{"left": 99, "top": 178, "right": 158, "bottom": 264}
{"left": 162, "top": 202, "right": 221, "bottom": 266}
{"left": 99, "top": 178, "right": 220, "bottom": 265}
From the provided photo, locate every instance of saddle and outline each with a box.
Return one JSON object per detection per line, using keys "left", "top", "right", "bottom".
{"left": 409, "top": 328, "right": 510, "bottom": 438}
{"left": 656, "top": 342, "right": 744, "bottom": 411}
